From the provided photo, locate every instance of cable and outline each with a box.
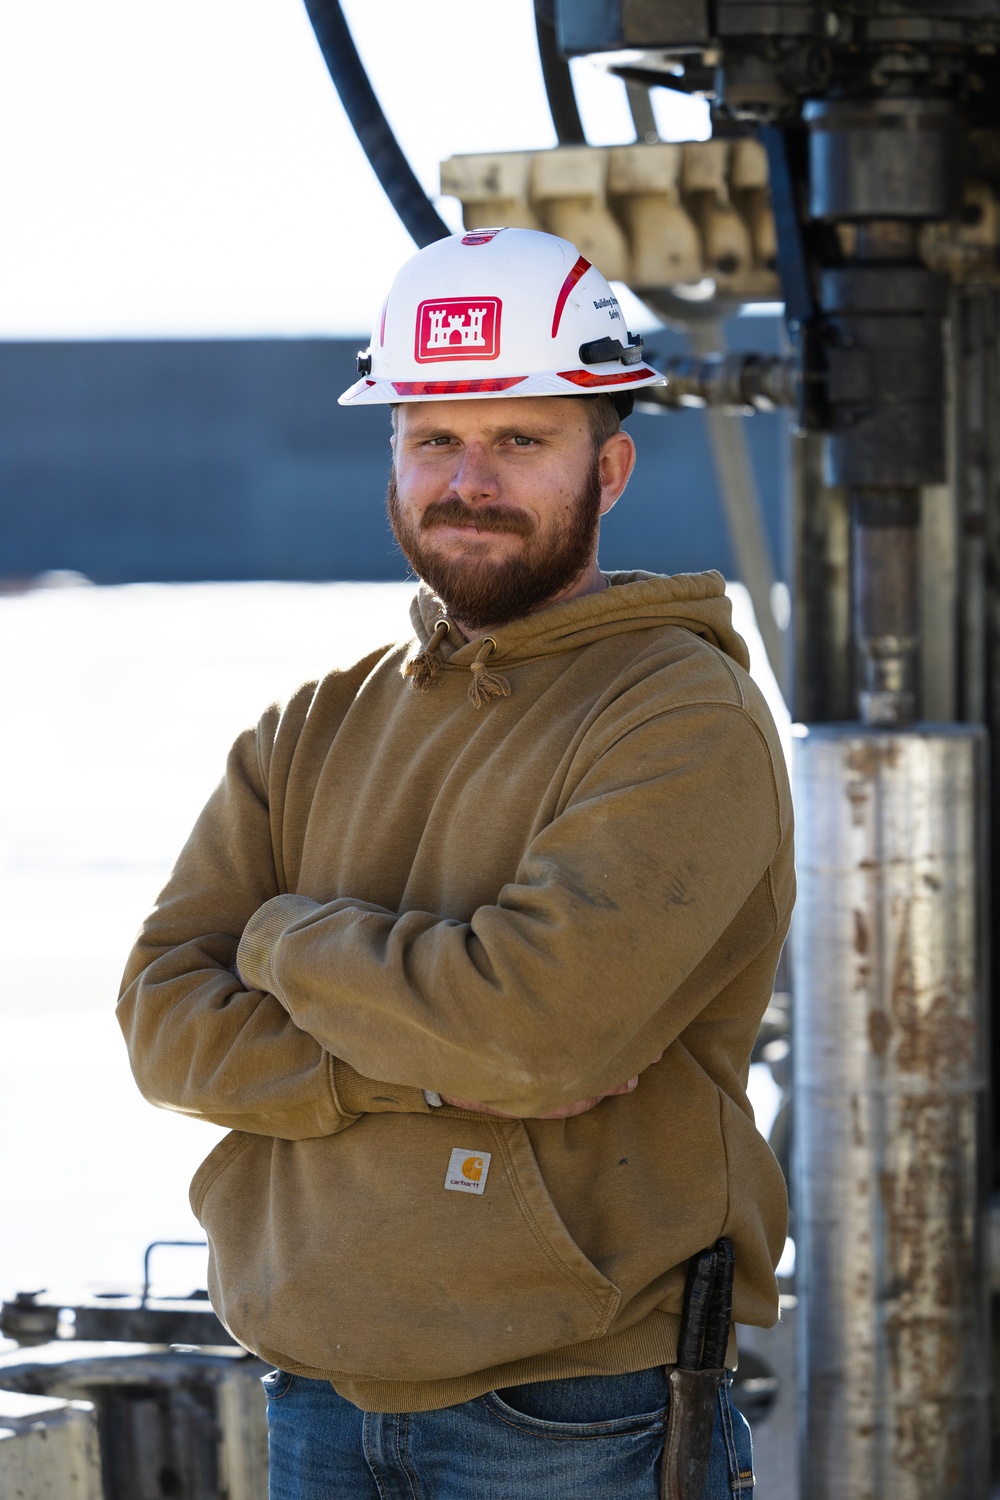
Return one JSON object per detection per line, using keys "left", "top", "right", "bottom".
{"left": 302, "top": 0, "right": 450, "bottom": 247}
{"left": 534, "top": 1, "right": 586, "bottom": 145}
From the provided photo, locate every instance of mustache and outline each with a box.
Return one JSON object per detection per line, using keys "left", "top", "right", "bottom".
{"left": 420, "top": 498, "right": 535, "bottom": 539}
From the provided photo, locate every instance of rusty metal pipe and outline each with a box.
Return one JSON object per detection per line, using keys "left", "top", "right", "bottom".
{"left": 792, "top": 725, "right": 990, "bottom": 1500}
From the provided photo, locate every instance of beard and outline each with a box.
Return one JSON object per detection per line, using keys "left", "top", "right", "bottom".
{"left": 386, "top": 457, "right": 603, "bottom": 632}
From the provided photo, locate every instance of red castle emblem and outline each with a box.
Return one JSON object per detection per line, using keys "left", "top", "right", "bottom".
{"left": 415, "top": 297, "right": 502, "bottom": 363}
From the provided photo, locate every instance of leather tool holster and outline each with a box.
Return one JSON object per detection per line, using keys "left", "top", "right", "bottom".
{"left": 659, "top": 1366, "right": 726, "bottom": 1500}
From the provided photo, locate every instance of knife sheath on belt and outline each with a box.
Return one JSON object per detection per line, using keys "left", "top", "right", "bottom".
{"left": 660, "top": 1238, "right": 735, "bottom": 1500}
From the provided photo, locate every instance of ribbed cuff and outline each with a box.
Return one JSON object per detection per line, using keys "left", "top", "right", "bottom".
{"left": 332, "top": 1058, "right": 436, "bottom": 1117}
{"left": 236, "top": 894, "right": 319, "bottom": 995}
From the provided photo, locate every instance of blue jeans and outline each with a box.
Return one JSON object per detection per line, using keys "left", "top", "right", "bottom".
{"left": 264, "top": 1365, "right": 754, "bottom": 1498}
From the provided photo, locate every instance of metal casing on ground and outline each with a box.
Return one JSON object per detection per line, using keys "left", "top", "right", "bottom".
{"left": 792, "top": 725, "right": 990, "bottom": 1498}
{"left": 0, "top": 1343, "right": 269, "bottom": 1500}
{"left": 0, "top": 1389, "right": 103, "bottom": 1500}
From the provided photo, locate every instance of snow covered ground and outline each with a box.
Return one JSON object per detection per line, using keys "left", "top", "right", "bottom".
{"left": 0, "top": 578, "right": 787, "bottom": 1303}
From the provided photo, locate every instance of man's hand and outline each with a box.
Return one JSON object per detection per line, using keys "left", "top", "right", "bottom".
{"left": 440, "top": 1074, "right": 641, "bottom": 1120}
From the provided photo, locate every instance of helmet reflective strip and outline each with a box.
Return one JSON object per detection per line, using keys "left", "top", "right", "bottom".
{"left": 391, "top": 376, "right": 528, "bottom": 395}
{"left": 550, "top": 256, "right": 592, "bottom": 339}
{"left": 557, "top": 367, "right": 659, "bottom": 387}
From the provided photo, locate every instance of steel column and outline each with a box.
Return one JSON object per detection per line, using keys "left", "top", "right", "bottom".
{"left": 793, "top": 725, "right": 990, "bottom": 1499}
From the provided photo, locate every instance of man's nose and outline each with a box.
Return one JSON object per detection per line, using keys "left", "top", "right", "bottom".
{"left": 450, "top": 445, "right": 500, "bottom": 503}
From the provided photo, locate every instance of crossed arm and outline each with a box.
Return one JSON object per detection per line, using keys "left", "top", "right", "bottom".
{"left": 434, "top": 1075, "right": 642, "bottom": 1119}
{"left": 118, "top": 700, "right": 780, "bottom": 1137}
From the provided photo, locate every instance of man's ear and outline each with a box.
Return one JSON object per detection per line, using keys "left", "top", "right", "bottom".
{"left": 598, "top": 430, "right": 636, "bottom": 516}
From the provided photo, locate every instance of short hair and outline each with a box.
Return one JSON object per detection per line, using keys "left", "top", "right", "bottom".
{"left": 389, "top": 394, "right": 622, "bottom": 452}
{"left": 581, "top": 395, "right": 622, "bottom": 452}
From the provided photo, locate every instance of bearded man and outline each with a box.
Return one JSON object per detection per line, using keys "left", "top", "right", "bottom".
{"left": 118, "top": 228, "right": 792, "bottom": 1500}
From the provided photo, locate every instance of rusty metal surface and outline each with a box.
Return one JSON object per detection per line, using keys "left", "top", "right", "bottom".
{"left": 792, "top": 725, "right": 990, "bottom": 1500}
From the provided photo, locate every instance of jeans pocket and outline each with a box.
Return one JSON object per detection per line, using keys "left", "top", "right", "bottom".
{"left": 483, "top": 1369, "right": 668, "bottom": 1438}
{"left": 484, "top": 1393, "right": 667, "bottom": 1439}
{"left": 261, "top": 1367, "right": 296, "bottom": 1401}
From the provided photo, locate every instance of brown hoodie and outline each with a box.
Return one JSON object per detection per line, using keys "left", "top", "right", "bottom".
{"left": 118, "top": 569, "right": 792, "bottom": 1414}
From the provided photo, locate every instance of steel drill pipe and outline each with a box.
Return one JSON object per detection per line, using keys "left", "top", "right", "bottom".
{"left": 637, "top": 352, "right": 799, "bottom": 412}
{"left": 793, "top": 725, "right": 990, "bottom": 1500}
{"left": 820, "top": 263, "right": 949, "bottom": 490}
{"left": 852, "top": 488, "right": 921, "bottom": 727}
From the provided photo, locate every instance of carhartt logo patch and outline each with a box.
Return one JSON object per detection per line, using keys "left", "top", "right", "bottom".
{"left": 444, "top": 1147, "right": 491, "bottom": 1195}
{"left": 415, "top": 298, "right": 501, "bottom": 362}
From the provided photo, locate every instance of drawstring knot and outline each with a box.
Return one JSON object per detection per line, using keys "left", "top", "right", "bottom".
{"left": 468, "top": 638, "right": 510, "bottom": 709}
{"left": 406, "top": 619, "right": 511, "bottom": 707}
{"left": 405, "top": 617, "right": 450, "bottom": 689}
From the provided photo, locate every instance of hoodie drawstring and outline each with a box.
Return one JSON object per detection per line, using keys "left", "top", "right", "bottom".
{"left": 468, "top": 638, "right": 510, "bottom": 708}
{"left": 406, "top": 619, "right": 511, "bottom": 707}
{"left": 404, "top": 617, "right": 450, "bottom": 689}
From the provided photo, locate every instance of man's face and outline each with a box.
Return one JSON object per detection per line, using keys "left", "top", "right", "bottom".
{"left": 387, "top": 397, "right": 634, "bottom": 632}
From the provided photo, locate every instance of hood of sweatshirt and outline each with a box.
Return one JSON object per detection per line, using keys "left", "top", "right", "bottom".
{"left": 408, "top": 570, "right": 751, "bottom": 692}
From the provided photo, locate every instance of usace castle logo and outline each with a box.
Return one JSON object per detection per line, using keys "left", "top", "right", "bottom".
{"left": 415, "top": 297, "right": 502, "bottom": 362}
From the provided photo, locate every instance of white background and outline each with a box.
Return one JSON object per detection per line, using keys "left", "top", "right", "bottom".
{"left": 0, "top": 0, "right": 708, "bottom": 339}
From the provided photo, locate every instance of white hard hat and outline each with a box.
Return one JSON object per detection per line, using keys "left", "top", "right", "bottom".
{"left": 338, "top": 227, "right": 664, "bottom": 408}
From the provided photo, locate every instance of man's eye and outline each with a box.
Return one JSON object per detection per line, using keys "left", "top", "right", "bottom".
{"left": 511, "top": 435, "right": 535, "bottom": 447}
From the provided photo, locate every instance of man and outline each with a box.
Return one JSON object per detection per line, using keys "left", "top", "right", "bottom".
{"left": 118, "top": 227, "right": 792, "bottom": 1499}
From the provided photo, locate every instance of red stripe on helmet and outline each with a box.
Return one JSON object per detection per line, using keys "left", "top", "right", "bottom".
{"left": 551, "top": 256, "right": 592, "bottom": 339}
{"left": 557, "top": 366, "right": 659, "bottom": 387}
{"left": 378, "top": 298, "right": 388, "bottom": 347}
{"left": 391, "top": 376, "right": 527, "bottom": 396}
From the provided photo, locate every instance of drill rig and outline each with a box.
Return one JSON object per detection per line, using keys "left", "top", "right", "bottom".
{"left": 571, "top": 8, "right": 999, "bottom": 1498}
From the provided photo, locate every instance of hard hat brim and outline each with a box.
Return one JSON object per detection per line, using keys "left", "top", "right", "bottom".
{"left": 338, "top": 364, "right": 666, "bottom": 406}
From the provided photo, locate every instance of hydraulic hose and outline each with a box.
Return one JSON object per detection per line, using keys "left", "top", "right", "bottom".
{"left": 534, "top": 0, "right": 586, "bottom": 145}
{"left": 302, "top": 0, "right": 450, "bottom": 247}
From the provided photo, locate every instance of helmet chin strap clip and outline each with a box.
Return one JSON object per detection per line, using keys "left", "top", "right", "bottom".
{"left": 357, "top": 351, "right": 373, "bottom": 375}
{"left": 578, "top": 332, "right": 644, "bottom": 367}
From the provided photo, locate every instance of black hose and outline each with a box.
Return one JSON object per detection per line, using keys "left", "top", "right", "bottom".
{"left": 534, "top": 1, "right": 586, "bottom": 145}
{"left": 302, "top": 0, "right": 451, "bottom": 248}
